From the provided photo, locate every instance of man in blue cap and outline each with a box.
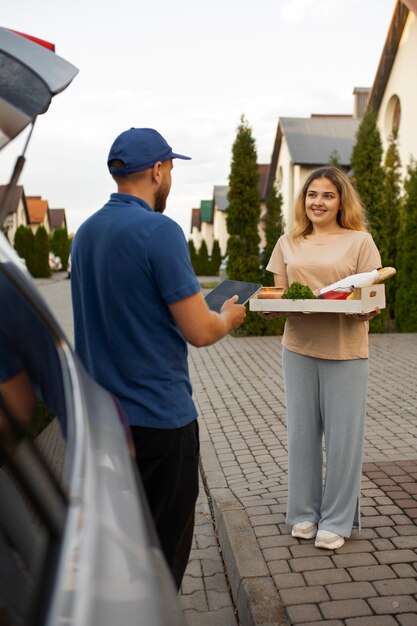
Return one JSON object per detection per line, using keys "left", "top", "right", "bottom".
{"left": 71, "top": 128, "right": 246, "bottom": 588}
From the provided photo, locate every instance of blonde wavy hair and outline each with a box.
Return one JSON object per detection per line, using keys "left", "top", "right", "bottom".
{"left": 290, "top": 167, "right": 368, "bottom": 239}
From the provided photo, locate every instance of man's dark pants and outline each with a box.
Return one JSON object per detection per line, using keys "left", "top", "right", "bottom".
{"left": 131, "top": 420, "right": 199, "bottom": 589}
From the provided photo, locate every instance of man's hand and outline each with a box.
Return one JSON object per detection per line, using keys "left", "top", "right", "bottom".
{"left": 169, "top": 291, "right": 246, "bottom": 347}
{"left": 220, "top": 295, "right": 246, "bottom": 331}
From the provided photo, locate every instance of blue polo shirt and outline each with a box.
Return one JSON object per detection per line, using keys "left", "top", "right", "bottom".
{"left": 71, "top": 193, "right": 200, "bottom": 428}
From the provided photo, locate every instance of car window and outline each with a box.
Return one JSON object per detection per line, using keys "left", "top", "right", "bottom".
{"left": 0, "top": 262, "right": 69, "bottom": 625}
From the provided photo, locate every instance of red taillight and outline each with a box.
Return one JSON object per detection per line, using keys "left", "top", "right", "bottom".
{"left": 8, "top": 29, "right": 55, "bottom": 52}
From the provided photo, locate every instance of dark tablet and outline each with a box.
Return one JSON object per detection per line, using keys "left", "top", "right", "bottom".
{"left": 205, "top": 279, "right": 262, "bottom": 313}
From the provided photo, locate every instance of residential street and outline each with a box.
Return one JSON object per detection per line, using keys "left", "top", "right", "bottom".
{"left": 38, "top": 275, "right": 417, "bottom": 626}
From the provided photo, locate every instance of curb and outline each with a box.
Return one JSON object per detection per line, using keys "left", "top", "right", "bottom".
{"left": 199, "top": 420, "right": 289, "bottom": 626}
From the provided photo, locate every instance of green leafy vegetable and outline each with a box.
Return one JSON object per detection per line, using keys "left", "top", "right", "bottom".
{"left": 282, "top": 281, "right": 315, "bottom": 300}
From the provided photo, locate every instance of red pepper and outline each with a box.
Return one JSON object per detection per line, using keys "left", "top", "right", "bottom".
{"left": 317, "top": 290, "right": 351, "bottom": 300}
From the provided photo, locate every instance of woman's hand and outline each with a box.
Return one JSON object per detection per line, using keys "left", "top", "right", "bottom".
{"left": 258, "top": 311, "right": 287, "bottom": 320}
{"left": 347, "top": 308, "right": 380, "bottom": 322}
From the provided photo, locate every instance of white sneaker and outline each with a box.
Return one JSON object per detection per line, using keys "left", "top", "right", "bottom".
{"left": 315, "top": 529, "right": 345, "bottom": 550}
{"left": 291, "top": 521, "right": 317, "bottom": 539}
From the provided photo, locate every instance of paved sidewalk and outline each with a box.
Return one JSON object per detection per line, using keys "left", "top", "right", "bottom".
{"left": 189, "top": 333, "right": 417, "bottom": 625}
{"left": 37, "top": 279, "right": 417, "bottom": 624}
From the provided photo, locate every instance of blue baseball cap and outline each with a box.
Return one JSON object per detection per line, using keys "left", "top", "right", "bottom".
{"left": 107, "top": 127, "right": 191, "bottom": 176}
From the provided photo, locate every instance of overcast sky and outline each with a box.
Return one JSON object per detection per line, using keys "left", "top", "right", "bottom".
{"left": 1, "top": 0, "right": 396, "bottom": 236}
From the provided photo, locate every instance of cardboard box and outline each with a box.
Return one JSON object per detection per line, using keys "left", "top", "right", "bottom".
{"left": 249, "top": 284, "right": 386, "bottom": 314}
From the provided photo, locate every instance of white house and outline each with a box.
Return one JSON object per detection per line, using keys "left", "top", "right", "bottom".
{"left": 367, "top": 1, "right": 417, "bottom": 178}
{"left": 0, "top": 184, "right": 30, "bottom": 244}
{"left": 212, "top": 185, "right": 228, "bottom": 256}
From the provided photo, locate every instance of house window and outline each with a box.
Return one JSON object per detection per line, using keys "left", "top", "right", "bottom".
{"left": 385, "top": 95, "right": 401, "bottom": 136}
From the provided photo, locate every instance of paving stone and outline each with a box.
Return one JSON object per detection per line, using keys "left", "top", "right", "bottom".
{"left": 336, "top": 540, "right": 374, "bottom": 554}
{"left": 181, "top": 574, "right": 205, "bottom": 594}
{"left": 326, "top": 581, "right": 377, "bottom": 600}
{"left": 252, "top": 523, "right": 280, "bottom": 538}
{"left": 391, "top": 563, "right": 417, "bottom": 578}
{"left": 183, "top": 607, "right": 237, "bottom": 626}
{"left": 361, "top": 515, "right": 395, "bottom": 528}
{"left": 196, "top": 534, "right": 218, "bottom": 549}
{"left": 304, "top": 568, "right": 351, "bottom": 585}
{"left": 395, "top": 525, "right": 417, "bottom": 536}
{"left": 267, "top": 560, "right": 291, "bottom": 575}
{"left": 180, "top": 590, "right": 209, "bottom": 612}
{"left": 289, "top": 556, "right": 334, "bottom": 572}
{"left": 348, "top": 564, "right": 395, "bottom": 581}
{"left": 371, "top": 538, "right": 395, "bottom": 550}
{"left": 375, "top": 549, "right": 417, "bottom": 565}
{"left": 262, "top": 546, "right": 291, "bottom": 561}
{"left": 280, "top": 585, "right": 329, "bottom": 606}
{"left": 397, "top": 614, "right": 417, "bottom": 626}
{"left": 285, "top": 603, "right": 322, "bottom": 623}
{"left": 345, "top": 617, "right": 398, "bottom": 625}
{"left": 375, "top": 527, "right": 399, "bottom": 539}
{"left": 320, "top": 598, "right": 372, "bottom": 620}
{"left": 201, "top": 559, "right": 225, "bottom": 577}
{"left": 307, "top": 622, "right": 343, "bottom": 626}
{"left": 373, "top": 577, "right": 417, "bottom": 595}
{"left": 272, "top": 572, "right": 305, "bottom": 589}
{"left": 184, "top": 559, "right": 203, "bottom": 578}
{"left": 391, "top": 535, "right": 417, "bottom": 549}
{"left": 206, "top": 589, "right": 234, "bottom": 612}
{"left": 204, "top": 572, "right": 230, "bottom": 594}
{"left": 368, "top": 595, "right": 417, "bottom": 614}
{"left": 332, "top": 552, "right": 378, "bottom": 568}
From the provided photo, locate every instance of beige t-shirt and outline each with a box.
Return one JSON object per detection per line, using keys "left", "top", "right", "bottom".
{"left": 266, "top": 231, "right": 382, "bottom": 360}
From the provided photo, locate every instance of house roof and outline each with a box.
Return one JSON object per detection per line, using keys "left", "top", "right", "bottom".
{"left": 200, "top": 200, "right": 213, "bottom": 223}
{"left": 280, "top": 116, "right": 360, "bottom": 166}
{"left": 265, "top": 115, "right": 360, "bottom": 196}
{"left": 212, "top": 163, "right": 270, "bottom": 214}
{"left": 0, "top": 184, "right": 26, "bottom": 215}
{"left": 190, "top": 208, "right": 201, "bottom": 231}
{"left": 48, "top": 208, "right": 67, "bottom": 230}
{"left": 367, "top": 1, "right": 409, "bottom": 113}
{"left": 26, "top": 195, "right": 49, "bottom": 224}
{"left": 213, "top": 185, "right": 229, "bottom": 212}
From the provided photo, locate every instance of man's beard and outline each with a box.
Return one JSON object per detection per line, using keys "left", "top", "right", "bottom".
{"left": 154, "top": 182, "right": 169, "bottom": 213}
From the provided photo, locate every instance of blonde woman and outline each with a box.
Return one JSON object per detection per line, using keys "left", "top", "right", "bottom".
{"left": 262, "top": 167, "right": 381, "bottom": 549}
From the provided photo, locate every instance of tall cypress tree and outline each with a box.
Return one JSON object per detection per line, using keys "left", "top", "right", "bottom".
{"left": 33, "top": 226, "right": 51, "bottom": 278}
{"left": 14, "top": 225, "right": 35, "bottom": 275}
{"left": 226, "top": 115, "right": 260, "bottom": 283}
{"left": 257, "top": 182, "right": 286, "bottom": 336}
{"left": 209, "top": 240, "right": 222, "bottom": 276}
{"left": 188, "top": 239, "right": 199, "bottom": 274}
{"left": 351, "top": 110, "right": 386, "bottom": 333}
{"left": 261, "top": 183, "right": 284, "bottom": 285}
{"left": 51, "top": 227, "right": 70, "bottom": 270}
{"left": 328, "top": 149, "right": 343, "bottom": 169}
{"left": 350, "top": 110, "right": 385, "bottom": 246}
{"left": 197, "top": 240, "right": 210, "bottom": 276}
{"left": 395, "top": 160, "right": 417, "bottom": 331}
{"left": 381, "top": 130, "right": 402, "bottom": 329}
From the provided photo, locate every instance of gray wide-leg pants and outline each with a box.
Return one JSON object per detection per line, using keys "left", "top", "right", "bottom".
{"left": 282, "top": 348, "right": 368, "bottom": 537}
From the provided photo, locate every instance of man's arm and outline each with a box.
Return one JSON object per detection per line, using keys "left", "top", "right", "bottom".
{"left": 169, "top": 292, "right": 246, "bottom": 347}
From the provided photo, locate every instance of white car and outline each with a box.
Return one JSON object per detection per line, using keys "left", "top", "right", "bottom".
{"left": 0, "top": 27, "right": 184, "bottom": 626}
{"left": 49, "top": 252, "right": 63, "bottom": 271}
